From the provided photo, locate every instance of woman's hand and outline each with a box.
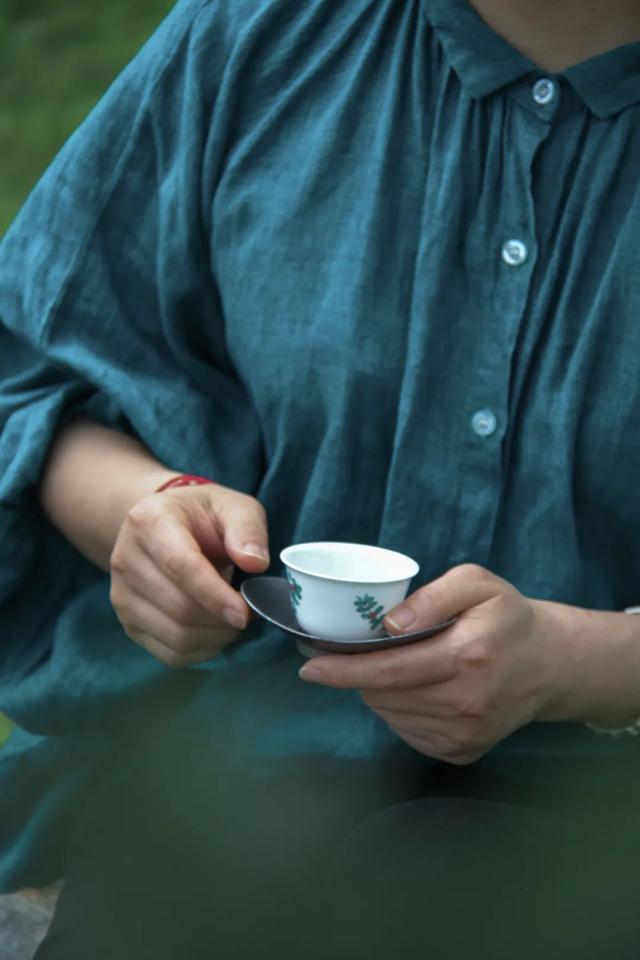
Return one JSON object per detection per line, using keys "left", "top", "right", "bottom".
{"left": 110, "top": 483, "right": 270, "bottom": 668}
{"left": 298, "top": 564, "right": 624, "bottom": 764}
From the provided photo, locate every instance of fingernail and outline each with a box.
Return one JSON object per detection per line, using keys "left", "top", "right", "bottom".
{"left": 243, "top": 542, "right": 270, "bottom": 562}
{"left": 385, "top": 606, "right": 416, "bottom": 631}
{"left": 299, "top": 665, "right": 322, "bottom": 683}
{"left": 222, "top": 607, "right": 248, "bottom": 630}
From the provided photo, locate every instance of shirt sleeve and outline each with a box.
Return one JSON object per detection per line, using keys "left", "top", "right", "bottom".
{"left": 0, "top": 0, "right": 262, "bottom": 645}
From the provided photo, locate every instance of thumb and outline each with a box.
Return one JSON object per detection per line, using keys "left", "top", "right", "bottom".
{"left": 384, "top": 564, "right": 505, "bottom": 634}
{"left": 219, "top": 495, "right": 270, "bottom": 573}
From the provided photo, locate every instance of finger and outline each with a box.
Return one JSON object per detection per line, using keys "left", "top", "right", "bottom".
{"left": 217, "top": 493, "right": 270, "bottom": 573}
{"left": 382, "top": 713, "right": 450, "bottom": 744}
{"left": 120, "top": 597, "right": 237, "bottom": 656}
{"left": 143, "top": 513, "right": 250, "bottom": 626}
{"left": 384, "top": 563, "right": 507, "bottom": 635}
{"left": 360, "top": 684, "right": 458, "bottom": 720}
{"left": 114, "top": 551, "right": 228, "bottom": 629}
{"left": 130, "top": 631, "right": 220, "bottom": 669}
{"left": 298, "top": 638, "right": 457, "bottom": 691}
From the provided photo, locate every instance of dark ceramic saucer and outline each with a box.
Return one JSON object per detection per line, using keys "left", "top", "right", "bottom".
{"left": 241, "top": 576, "right": 455, "bottom": 656}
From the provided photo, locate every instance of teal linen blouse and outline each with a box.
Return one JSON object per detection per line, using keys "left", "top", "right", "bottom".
{"left": 1, "top": 0, "right": 640, "bottom": 888}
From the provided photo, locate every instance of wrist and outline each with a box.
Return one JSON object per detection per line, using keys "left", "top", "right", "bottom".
{"left": 126, "top": 465, "right": 180, "bottom": 509}
{"left": 529, "top": 599, "right": 585, "bottom": 722}
{"left": 533, "top": 599, "right": 640, "bottom": 726}
{"left": 105, "top": 464, "right": 178, "bottom": 556}
{"left": 40, "top": 419, "right": 181, "bottom": 572}
{"left": 154, "top": 474, "right": 215, "bottom": 493}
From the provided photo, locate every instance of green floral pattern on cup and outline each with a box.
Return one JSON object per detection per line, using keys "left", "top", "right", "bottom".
{"left": 286, "top": 571, "right": 302, "bottom": 609}
{"left": 354, "top": 594, "right": 385, "bottom": 630}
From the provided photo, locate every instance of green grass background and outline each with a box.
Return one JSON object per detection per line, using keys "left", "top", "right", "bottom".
{"left": 0, "top": 0, "right": 173, "bottom": 743}
{"left": 0, "top": 0, "right": 173, "bottom": 235}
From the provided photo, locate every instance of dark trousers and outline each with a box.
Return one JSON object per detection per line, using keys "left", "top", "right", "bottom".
{"left": 34, "top": 706, "right": 640, "bottom": 960}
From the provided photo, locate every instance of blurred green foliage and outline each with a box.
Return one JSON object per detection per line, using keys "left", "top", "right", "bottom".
{"left": 0, "top": 0, "right": 173, "bottom": 742}
{"left": 0, "top": 713, "right": 12, "bottom": 746}
{"left": 0, "top": 0, "right": 173, "bottom": 235}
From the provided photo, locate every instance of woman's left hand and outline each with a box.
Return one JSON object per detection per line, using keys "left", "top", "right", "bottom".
{"left": 298, "top": 564, "right": 574, "bottom": 764}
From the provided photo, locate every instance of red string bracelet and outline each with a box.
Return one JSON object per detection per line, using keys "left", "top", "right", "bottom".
{"left": 155, "top": 474, "right": 216, "bottom": 493}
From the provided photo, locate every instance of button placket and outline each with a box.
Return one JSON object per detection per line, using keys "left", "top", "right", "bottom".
{"left": 487, "top": 220, "right": 536, "bottom": 432}
{"left": 487, "top": 116, "right": 546, "bottom": 422}
{"left": 455, "top": 108, "right": 549, "bottom": 560}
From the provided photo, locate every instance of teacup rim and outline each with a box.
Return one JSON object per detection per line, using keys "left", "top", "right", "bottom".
{"left": 279, "top": 541, "right": 419, "bottom": 584}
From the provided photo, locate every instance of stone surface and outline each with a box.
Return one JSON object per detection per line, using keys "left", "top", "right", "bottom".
{"left": 0, "top": 886, "right": 60, "bottom": 960}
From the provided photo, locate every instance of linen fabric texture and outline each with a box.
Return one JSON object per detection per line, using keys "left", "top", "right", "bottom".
{"left": 1, "top": 0, "right": 640, "bottom": 888}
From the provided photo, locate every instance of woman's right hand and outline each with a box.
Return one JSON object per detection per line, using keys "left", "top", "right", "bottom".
{"left": 109, "top": 482, "right": 270, "bottom": 668}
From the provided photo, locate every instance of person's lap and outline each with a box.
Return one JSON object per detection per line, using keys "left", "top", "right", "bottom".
{"left": 33, "top": 692, "right": 640, "bottom": 960}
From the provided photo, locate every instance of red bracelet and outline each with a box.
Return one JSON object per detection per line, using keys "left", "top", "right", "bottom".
{"left": 155, "top": 474, "right": 215, "bottom": 493}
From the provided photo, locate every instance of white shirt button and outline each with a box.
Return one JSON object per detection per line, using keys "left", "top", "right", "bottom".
{"left": 532, "top": 78, "right": 556, "bottom": 105}
{"left": 501, "top": 239, "right": 528, "bottom": 266}
{"left": 471, "top": 409, "right": 498, "bottom": 437}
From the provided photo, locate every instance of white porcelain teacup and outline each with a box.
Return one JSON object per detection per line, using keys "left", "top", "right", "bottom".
{"left": 279, "top": 542, "right": 419, "bottom": 642}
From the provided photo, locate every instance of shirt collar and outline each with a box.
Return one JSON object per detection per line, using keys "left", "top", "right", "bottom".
{"left": 426, "top": 0, "right": 535, "bottom": 99}
{"left": 564, "top": 44, "right": 640, "bottom": 119}
{"left": 426, "top": 0, "right": 640, "bottom": 118}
